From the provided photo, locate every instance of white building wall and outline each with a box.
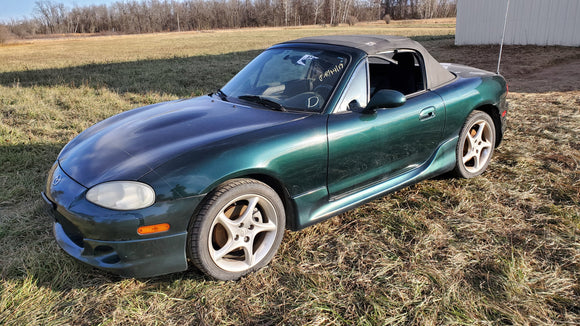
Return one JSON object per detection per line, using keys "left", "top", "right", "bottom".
{"left": 456, "top": 0, "right": 580, "bottom": 46}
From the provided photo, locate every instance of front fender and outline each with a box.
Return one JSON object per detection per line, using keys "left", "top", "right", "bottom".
{"left": 139, "top": 113, "right": 329, "bottom": 205}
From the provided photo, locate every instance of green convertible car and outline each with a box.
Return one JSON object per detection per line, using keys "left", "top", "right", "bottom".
{"left": 43, "top": 35, "right": 508, "bottom": 280}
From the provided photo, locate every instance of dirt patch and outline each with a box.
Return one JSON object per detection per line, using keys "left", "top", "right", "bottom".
{"left": 507, "top": 59, "right": 580, "bottom": 93}
{"left": 423, "top": 39, "right": 580, "bottom": 93}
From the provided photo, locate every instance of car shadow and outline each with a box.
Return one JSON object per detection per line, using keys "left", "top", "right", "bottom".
{"left": 0, "top": 49, "right": 263, "bottom": 98}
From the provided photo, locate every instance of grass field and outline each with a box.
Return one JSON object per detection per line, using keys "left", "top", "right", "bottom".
{"left": 1, "top": 19, "right": 579, "bottom": 325}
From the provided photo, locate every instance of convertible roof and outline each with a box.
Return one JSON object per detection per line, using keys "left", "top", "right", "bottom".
{"left": 283, "top": 35, "right": 456, "bottom": 89}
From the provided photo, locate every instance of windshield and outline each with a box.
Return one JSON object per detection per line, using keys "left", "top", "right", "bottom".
{"left": 221, "top": 47, "right": 349, "bottom": 112}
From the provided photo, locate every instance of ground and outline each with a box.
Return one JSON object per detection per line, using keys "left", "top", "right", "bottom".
{"left": 0, "top": 19, "right": 578, "bottom": 325}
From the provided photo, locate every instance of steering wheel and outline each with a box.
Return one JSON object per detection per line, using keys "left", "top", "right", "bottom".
{"left": 284, "top": 92, "right": 324, "bottom": 111}
{"left": 313, "top": 84, "right": 333, "bottom": 99}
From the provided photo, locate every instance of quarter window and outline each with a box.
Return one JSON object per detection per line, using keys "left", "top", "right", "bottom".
{"left": 335, "top": 60, "right": 369, "bottom": 113}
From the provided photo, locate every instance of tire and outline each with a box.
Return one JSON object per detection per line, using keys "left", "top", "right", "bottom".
{"left": 453, "top": 111, "right": 496, "bottom": 178}
{"left": 188, "top": 178, "right": 285, "bottom": 281}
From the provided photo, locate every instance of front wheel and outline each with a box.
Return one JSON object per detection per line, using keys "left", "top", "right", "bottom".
{"left": 188, "top": 179, "right": 285, "bottom": 281}
{"left": 453, "top": 111, "right": 496, "bottom": 178}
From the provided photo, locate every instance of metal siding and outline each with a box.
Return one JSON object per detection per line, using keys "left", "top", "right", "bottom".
{"left": 456, "top": 0, "right": 580, "bottom": 46}
{"left": 561, "top": 0, "right": 580, "bottom": 46}
{"left": 572, "top": 0, "right": 580, "bottom": 46}
{"left": 543, "top": 0, "right": 560, "bottom": 45}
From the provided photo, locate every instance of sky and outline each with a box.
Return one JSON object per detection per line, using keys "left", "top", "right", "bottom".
{"left": 0, "top": 0, "right": 121, "bottom": 22}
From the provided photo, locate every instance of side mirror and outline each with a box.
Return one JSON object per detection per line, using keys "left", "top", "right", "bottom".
{"left": 364, "top": 89, "right": 406, "bottom": 113}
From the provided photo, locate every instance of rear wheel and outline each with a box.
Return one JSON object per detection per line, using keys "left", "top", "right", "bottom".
{"left": 188, "top": 179, "right": 285, "bottom": 281}
{"left": 453, "top": 111, "right": 496, "bottom": 178}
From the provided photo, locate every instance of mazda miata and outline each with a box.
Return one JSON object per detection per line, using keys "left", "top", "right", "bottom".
{"left": 43, "top": 35, "right": 508, "bottom": 280}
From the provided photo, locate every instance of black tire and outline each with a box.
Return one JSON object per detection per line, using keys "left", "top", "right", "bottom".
{"left": 188, "top": 178, "right": 285, "bottom": 281}
{"left": 453, "top": 111, "right": 496, "bottom": 178}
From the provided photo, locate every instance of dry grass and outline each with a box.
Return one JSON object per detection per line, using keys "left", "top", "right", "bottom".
{"left": 0, "top": 21, "right": 454, "bottom": 73}
{"left": 1, "top": 19, "right": 579, "bottom": 325}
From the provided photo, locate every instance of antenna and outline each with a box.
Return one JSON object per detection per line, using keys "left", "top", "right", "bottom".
{"left": 497, "top": 0, "right": 510, "bottom": 74}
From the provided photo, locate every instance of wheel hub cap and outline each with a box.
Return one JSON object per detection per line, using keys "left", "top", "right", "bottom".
{"left": 209, "top": 194, "right": 278, "bottom": 272}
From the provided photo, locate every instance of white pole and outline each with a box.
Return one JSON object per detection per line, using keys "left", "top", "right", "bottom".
{"left": 497, "top": 0, "right": 510, "bottom": 74}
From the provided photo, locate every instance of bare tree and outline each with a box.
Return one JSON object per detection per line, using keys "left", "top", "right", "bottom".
{"left": 34, "top": 0, "right": 68, "bottom": 33}
{"left": 9, "top": 0, "right": 455, "bottom": 37}
{"left": 0, "top": 24, "right": 15, "bottom": 44}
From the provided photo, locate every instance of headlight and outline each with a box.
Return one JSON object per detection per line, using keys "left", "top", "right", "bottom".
{"left": 86, "top": 181, "right": 156, "bottom": 210}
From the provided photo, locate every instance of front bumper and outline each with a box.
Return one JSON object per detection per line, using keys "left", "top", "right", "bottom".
{"left": 52, "top": 217, "right": 188, "bottom": 278}
{"left": 43, "top": 162, "right": 203, "bottom": 278}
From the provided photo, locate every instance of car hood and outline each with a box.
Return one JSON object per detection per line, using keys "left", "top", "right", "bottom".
{"left": 58, "top": 96, "right": 308, "bottom": 188}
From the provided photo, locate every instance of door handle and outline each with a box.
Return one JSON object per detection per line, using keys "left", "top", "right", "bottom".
{"left": 419, "top": 107, "right": 436, "bottom": 121}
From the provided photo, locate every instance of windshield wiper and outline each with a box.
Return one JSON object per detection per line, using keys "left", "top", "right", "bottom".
{"left": 238, "top": 95, "right": 286, "bottom": 111}
{"left": 212, "top": 89, "right": 228, "bottom": 101}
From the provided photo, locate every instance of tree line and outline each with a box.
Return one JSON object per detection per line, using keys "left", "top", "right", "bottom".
{"left": 2, "top": 0, "right": 456, "bottom": 38}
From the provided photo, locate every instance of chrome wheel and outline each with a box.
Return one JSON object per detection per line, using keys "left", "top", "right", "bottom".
{"left": 209, "top": 194, "right": 278, "bottom": 272}
{"left": 188, "top": 179, "right": 285, "bottom": 280}
{"left": 462, "top": 119, "right": 493, "bottom": 173}
{"left": 454, "top": 111, "right": 496, "bottom": 178}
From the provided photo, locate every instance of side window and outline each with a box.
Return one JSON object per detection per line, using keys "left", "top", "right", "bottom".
{"left": 335, "top": 60, "right": 368, "bottom": 113}
{"left": 369, "top": 51, "right": 425, "bottom": 96}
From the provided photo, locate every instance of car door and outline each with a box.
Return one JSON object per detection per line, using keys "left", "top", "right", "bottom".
{"left": 327, "top": 57, "right": 446, "bottom": 198}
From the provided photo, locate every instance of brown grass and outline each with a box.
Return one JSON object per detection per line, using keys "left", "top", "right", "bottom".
{"left": 0, "top": 19, "right": 579, "bottom": 325}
